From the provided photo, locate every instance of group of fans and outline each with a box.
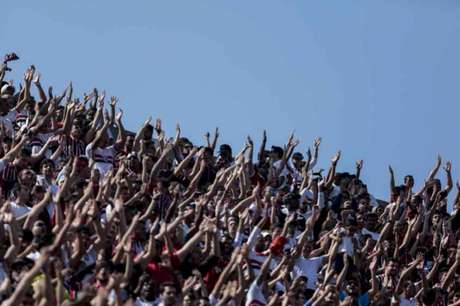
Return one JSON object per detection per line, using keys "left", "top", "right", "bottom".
{"left": 0, "top": 53, "right": 459, "bottom": 306}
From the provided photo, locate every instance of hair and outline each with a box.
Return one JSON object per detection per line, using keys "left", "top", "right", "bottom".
{"left": 421, "top": 288, "right": 437, "bottom": 305}
{"left": 159, "top": 282, "right": 177, "bottom": 294}
{"left": 40, "top": 158, "right": 55, "bottom": 169}
{"left": 19, "top": 147, "right": 32, "bottom": 158}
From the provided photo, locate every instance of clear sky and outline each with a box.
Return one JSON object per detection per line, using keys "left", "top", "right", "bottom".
{"left": 2, "top": 1, "right": 460, "bottom": 205}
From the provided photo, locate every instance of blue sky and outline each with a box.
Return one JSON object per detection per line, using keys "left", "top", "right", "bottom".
{"left": 2, "top": 1, "right": 460, "bottom": 205}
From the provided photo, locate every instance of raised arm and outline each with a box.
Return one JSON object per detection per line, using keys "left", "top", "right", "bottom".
{"left": 428, "top": 155, "right": 442, "bottom": 181}
{"left": 257, "top": 130, "right": 267, "bottom": 165}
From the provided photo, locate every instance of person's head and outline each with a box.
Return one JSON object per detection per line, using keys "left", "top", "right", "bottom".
{"left": 31, "top": 184, "right": 46, "bottom": 202}
{"left": 118, "top": 184, "right": 130, "bottom": 202}
{"left": 220, "top": 233, "right": 234, "bottom": 258}
{"left": 140, "top": 277, "right": 156, "bottom": 301}
{"left": 178, "top": 137, "right": 193, "bottom": 156}
{"left": 270, "top": 146, "right": 284, "bottom": 160}
{"left": 323, "top": 284, "right": 339, "bottom": 304}
{"left": 197, "top": 297, "right": 211, "bottom": 306}
{"left": 12, "top": 184, "right": 31, "bottom": 203}
{"left": 228, "top": 216, "right": 238, "bottom": 235}
{"left": 385, "top": 259, "right": 399, "bottom": 277}
{"left": 1, "top": 83, "right": 15, "bottom": 98}
{"left": 403, "top": 280, "right": 416, "bottom": 298}
{"left": 421, "top": 288, "right": 438, "bottom": 305}
{"left": 345, "top": 277, "right": 361, "bottom": 296}
{"left": 182, "top": 291, "right": 195, "bottom": 306}
{"left": 302, "top": 240, "right": 315, "bottom": 257}
{"left": 13, "top": 148, "right": 31, "bottom": 169}
{"left": 159, "top": 282, "right": 178, "bottom": 306}
{"left": 11, "top": 258, "right": 34, "bottom": 283}
{"left": 76, "top": 226, "right": 92, "bottom": 249}
{"left": 125, "top": 134, "right": 135, "bottom": 152}
{"left": 218, "top": 144, "right": 232, "bottom": 160}
{"left": 365, "top": 213, "right": 378, "bottom": 231}
{"left": 95, "top": 262, "right": 109, "bottom": 285}
{"left": 40, "top": 159, "right": 55, "bottom": 178}
{"left": 127, "top": 152, "right": 141, "bottom": 171}
{"left": 255, "top": 231, "right": 271, "bottom": 253}
{"left": 143, "top": 124, "right": 154, "bottom": 140}
{"left": 404, "top": 175, "right": 414, "bottom": 188}
{"left": 70, "top": 121, "right": 85, "bottom": 140}
{"left": 32, "top": 219, "right": 48, "bottom": 237}
{"left": 291, "top": 152, "right": 304, "bottom": 169}
{"left": 19, "top": 169, "right": 36, "bottom": 187}
{"left": 432, "top": 211, "right": 443, "bottom": 227}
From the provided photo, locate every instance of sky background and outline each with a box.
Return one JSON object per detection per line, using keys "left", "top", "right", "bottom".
{"left": 2, "top": 1, "right": 460, "bottom": 207}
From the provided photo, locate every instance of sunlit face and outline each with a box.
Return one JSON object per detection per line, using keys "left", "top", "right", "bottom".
{"left": 345, "top": 279, "right": 359, "bottom": 295}
{"left": 404, "top": 282, "right": 415, "bottom": 298}
{"left": 41, "top": 162, "right": 54, "bottom": 178}
{"left": 387, "top": 260, "right": 399, "bottom": 276}
{"left": 160, "top": 285, "right": 177, "bottom": 305}
{"left": 182, "top": 295, "right": 193, "bottom": 306}
{"left": 125, "top": 136, "right": 135, "bottom": 152}
{"left": 20, "top": 170, "right": 36, "bottom": 186}
{"left": 119, "top": 187, "right": 130, "bottom": 202}
{"left": 292, "top": 156, "right": 303, "bottom": 169}
{"left": 96, "top": 266, "right": 109, "bottom": 284}
{"left": 141, "top": 280, "right": 156, "bottom": 300}
{"left": 32, "top": 220, "right": 47, "bottom": 237}
{"left": 18, "top": 186, "right": 32, "bottom": 202}
{"left": 71, "top": 124, "right": 84, "bottom": 139}
{"left": 303, "top": 242, "right": 314, "bottom": 257}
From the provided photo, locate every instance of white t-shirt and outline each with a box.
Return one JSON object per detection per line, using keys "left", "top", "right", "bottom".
{"left": 293, "top": 256, "right": 325, "bottom": 289}
{"left": 31, "top": 132, "right": 54, "bottom": 158}
{"left": 135, "top": 298, "right": 156, "bottom": 306}
{"left": 0, "top": 110, "right": 18, "bottom": 137}
{"left": 362, "top": 228, "right": 380, "bottom": 241}
{"left": 9, "top": 201, "right": 31, "bottom": 219}
{"left": 36, "top": 175, "right": 58, "bottom": 216}
{"left": 338, "top": 235, "right": 355, "bottom": 256}
{"left": 246, "top": 281, "right": 267, "bottom": 306}
{"left": 86, "top": 143, "right": 115, "bottom": 179}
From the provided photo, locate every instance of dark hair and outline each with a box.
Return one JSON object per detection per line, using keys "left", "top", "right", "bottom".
{"left": 19, "top": 147, "right": 31, "bottom": 158}
{"left": 40, "top": 158, "right": 55, "bottom": 169}
{"left": 271, "top": 146, "right": 284, "bottom": 158}
{"left": 160, "top": 282, "right": 177, "bottom": 293}
{"left": 421, "top": 288, "right": 437, "bottom": 305}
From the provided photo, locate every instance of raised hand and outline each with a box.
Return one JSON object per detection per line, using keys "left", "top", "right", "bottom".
{"left": 23, "top": 68, "right": 34, "bottom": 85}
{"left": 98, "top": 90, "right": 106, "bottom": 108}
{"left": 175, "top": 123, "right": 181, "bottom": 135}
{"left": 33, "top": 72, "right": 41, "bottom": 85}
{"left": 116, "top": 109, "right": 123, "bottom": 122}
{"left": 331, "top": 150, "right": 341, "bottom": 165}
{"left": 110, "top": 96, "right": 117, "bottom": 106}
{"left": 356, "top": 160, "right": 363, "bottom": 170}
{"left": 436, "top": 154, "right": 442, "bottom": 167}
{"left": 246, "top": 135, "right": 253, "bottom": 147}
{"left": 155, "top": 118, "right": 162, "bottom": 134}
{"left": 443, "top": 161, "right": 452, "bottom": 173}
{"left": 314, "top": 137, "right": 322, "bottom": 148}
{"left": 143, "top": 116, "right": 152, "bottom": 127}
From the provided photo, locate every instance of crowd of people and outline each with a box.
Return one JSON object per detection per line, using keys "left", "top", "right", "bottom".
{"left": 0, "top": 53, "right": 459, "bottom": 306}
